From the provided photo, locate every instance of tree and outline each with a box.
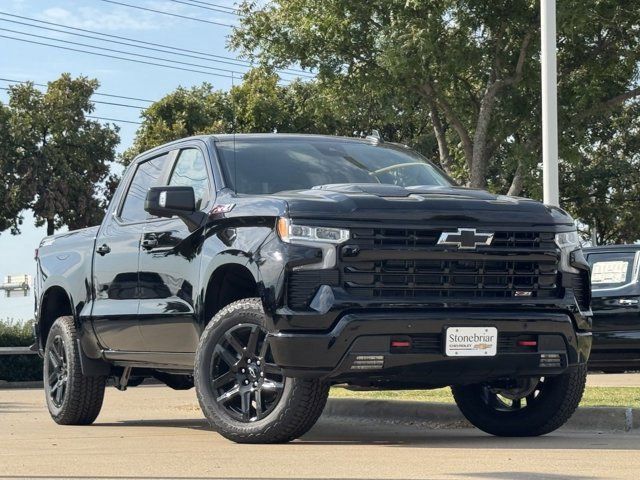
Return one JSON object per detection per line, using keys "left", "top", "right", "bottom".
{"left": 122, "top": 83, "right": 233, "bottom": 164}
{"left": 231, "top": 0, "right": 640, "bottom": 195}
{"left": 0, "top": 103, "right": 28, "bottom": 233}
{"left": 2, "top": 74, "right": 119, "bottom": 236}
{"left": 125, "top": 67, "right": 438, "bottom": 164}
{"left": 562, "top": 104, "right": 640, "bottom": 244}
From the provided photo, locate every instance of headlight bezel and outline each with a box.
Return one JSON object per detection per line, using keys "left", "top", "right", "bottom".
{"left": 555, "top": 231, "right": 581, "bottom": 250}
{"left": 555, "top": 230, "right": 582, "bottom": 273}
{"left": 277, "top": 218, "right": 350, "bottom": 245}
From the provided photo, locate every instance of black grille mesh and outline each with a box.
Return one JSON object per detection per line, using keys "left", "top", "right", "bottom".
{"left": 287, "top": 270, "right": 339, "bottom": 309}
{"left": 350, "top": 228, "right": 556, "bottom": 250}
{"left": 341, "top": 228, "right": 561, "bottom": 301}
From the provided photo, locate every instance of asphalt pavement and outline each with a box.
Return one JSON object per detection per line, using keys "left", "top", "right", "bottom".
{"left": 2, "top": 385, "right": 640, "bottom": 480}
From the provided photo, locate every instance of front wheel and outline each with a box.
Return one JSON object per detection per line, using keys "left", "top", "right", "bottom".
{"left": 194, "top": 298, "right": 329, "bottom": 443}
{"left": 451, "top": 364, "right": 587, "bottom": 437}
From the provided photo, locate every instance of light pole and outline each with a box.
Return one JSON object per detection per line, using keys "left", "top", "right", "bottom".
{"left": 541, "top": 0, "right": 560, "bottom": 206}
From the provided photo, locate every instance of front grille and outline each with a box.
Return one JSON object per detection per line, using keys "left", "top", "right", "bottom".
{"left": 350, "top": 228, "right": 556, "bottom": 250}
{"left": 340, "top": 227, "right": 561, "bottom": 302}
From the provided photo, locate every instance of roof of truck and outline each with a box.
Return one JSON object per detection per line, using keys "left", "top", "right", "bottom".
{"left": 134, "top": 133, "right": 395, "bottom": 160}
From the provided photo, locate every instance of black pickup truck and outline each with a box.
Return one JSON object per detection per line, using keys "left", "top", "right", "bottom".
{"left": 584, "top": 244, "right": 640, "bottom": 372}
{"left": 35, "top": 134, "right": 592, "bottom": 443}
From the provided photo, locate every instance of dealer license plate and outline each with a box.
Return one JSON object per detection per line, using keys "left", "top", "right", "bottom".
{"left": 445, "top": 326, "right": 498, "bottom": 357}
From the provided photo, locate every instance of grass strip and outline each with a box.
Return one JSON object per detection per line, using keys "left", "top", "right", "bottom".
{"left": 330, "top": 386, "right": 640, "bottom": 408}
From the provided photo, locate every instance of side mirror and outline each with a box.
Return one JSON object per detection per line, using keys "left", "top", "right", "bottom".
{"left": 145, "top": 186, "right": 196, "bottom": 218}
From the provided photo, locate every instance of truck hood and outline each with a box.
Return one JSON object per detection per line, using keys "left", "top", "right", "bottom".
{"left": 269, "top": 184, "right": 574, "bottom": 228}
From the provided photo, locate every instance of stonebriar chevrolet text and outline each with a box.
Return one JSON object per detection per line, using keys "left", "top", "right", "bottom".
{"left": 34, "top": 134, "right": 592, "bottom": 443}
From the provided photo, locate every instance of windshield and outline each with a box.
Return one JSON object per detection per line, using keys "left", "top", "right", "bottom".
{"left": 215, "top": 138, "right": 452, "bottom": 194}
{"left": 586, "top": 251, "right": 639, "bottom": 290}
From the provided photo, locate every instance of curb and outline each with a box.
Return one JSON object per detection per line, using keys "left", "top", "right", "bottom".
{"left": 0, "top": 380, "right": 43, "bottom": 389}
{"left": 323, "top": 398, "right": 640, "bottom": 432}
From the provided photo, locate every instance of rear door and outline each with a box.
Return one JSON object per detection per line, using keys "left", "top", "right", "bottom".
{"left": 137, "top": 143, "right": 214, "bottom": 352}
{"left": 92, "top": 152, "right": 171, "bottom": 351}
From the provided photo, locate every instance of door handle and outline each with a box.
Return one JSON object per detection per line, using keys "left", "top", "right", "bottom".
{"left": 141, "top": 234, "right": 158, "bottom": 249}
{"left": 96, "top": 244, "right": 111, "bottom": 255}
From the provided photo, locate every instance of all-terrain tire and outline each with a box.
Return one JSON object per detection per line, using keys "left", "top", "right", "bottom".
{"left": 43, "top": 316, "right": 107, "bottom": 425}
{"left": 194, "top": 298, "right": 329, "bottom": 443}
{"left": 451, "top": 364, "right": 587, "bottom": 437}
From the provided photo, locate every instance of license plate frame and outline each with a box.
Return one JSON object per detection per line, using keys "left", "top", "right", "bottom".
{"left": 444, "top": 326, "right": 498, "bottom": 357}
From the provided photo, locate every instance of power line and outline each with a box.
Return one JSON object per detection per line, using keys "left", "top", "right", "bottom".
{"left": 166, "top": 0, "right": 240, "bottom": 16}
{"left": 182, "top": 0, "right": 240, "bottom": 14}
{"left": 87, "top": 115, "right": 142, "bottom": 125}
{"left": 0, "top": 77, "right": 154, "bottom": 103}
{"left": 0, "top": 27, "right": 253, "bottom": 78}
{"left": 0, "top": 86, "right": 146, "bottom": 110}
{"left": 0, "top": 12, "right": 312, "bottom": 77}
{"left": 0, "top": 88, "right": 142, "bottom": 124}
{"left": 0, "top": 17, "right": 278, "bottom": 76}
{"left": 98, "top": 0, "right": 235, "bottom": 28}
{"left": 0, "top": 33, "right": 238, "bottom": 79}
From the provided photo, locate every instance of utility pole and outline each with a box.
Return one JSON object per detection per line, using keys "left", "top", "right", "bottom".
{"left": 541, "top": 0, "right": 560, "bottom": 206}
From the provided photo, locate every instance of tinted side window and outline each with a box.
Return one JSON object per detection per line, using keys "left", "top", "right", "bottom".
{"left": 120, "top": 153, "right": 169, "bottom": 223}
{"left": 168, "top": 148, "right": 210, "bottom": 209}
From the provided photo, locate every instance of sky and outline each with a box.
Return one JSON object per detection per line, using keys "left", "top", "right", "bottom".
{"left": 0, "top": 0, "right": 294, "bottom": 320}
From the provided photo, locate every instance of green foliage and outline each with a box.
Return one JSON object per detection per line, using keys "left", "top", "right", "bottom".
{"left": 0, "top": 73, "right": 120, "bottom": 236}
{"left": 562, "top": 104, "right": 640, "bottom": 244}
{"left": 0, "top": 103, "right": 28, "bottom": 234}
{"left": 0, "top": 319, "right": 42, "bottom": 382}
{"left": 124, "top": 67, "right": 438, "bottom": 164}
{"left": 122, "top": 83, "right": 232, "bottom": 164}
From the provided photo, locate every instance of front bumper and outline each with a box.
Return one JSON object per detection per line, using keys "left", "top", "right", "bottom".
{"left": 268, "top": 309, "right": 591, "bottom": 386}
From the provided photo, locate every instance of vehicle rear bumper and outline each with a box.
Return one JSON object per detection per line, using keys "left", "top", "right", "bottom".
{"left": 588, "top": 330, "right": 640, "bottom": 371}
{"left": 268, "top": 309, "right": 591, "bottom": 385}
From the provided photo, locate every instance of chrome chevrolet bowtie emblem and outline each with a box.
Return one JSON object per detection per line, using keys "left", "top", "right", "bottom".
{"left": 437, "top": 228, "right": 494, "bottom": 250}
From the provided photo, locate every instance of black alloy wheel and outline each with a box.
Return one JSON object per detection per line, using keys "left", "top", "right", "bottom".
{"left": 194, "top": 298, "right": 330, "bottom": 443}
{"left": 480, "top": 377, "right": 543, "bottom": 412}
{"left": 43, "top": 316, "right": 107, "bottom": 425}
{"left": 210, "top": 323, "right": 285, "bottom": 422}
{"left": 452, "top": 364, "right": 587, "bottom": 436}
{"left": 46, "top": 334, "right": 69, "bottom": 408}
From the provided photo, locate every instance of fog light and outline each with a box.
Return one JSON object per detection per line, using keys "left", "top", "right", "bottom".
{"left": 539, "top": 353, "right": 561, "bottom": 368}
{"left": 350, "top": 355, "right": 384, "bottom": 370}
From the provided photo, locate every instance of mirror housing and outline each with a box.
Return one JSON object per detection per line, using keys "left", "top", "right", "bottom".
{"left": 145, "top": 186, "right": 196, "bottom": 218}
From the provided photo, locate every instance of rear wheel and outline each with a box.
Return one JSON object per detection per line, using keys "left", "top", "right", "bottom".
{"left": 194, "top": 298, "right": 329, "bottom": 443}
{"left": 43, "top": 316, "right": 107, "bottom": 425}
{"left": 451, "top": 364, "right": 587, "bottom": 436}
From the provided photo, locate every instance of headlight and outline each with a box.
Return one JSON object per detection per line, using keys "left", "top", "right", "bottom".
{"left": 555, "top": 231, "right": 580, "bottom": 250}
{"left": 555, "top": 230, "right": 581, "bottom": 273}
{"left": 277, "top": 218, "right": 350, "bottom": 244}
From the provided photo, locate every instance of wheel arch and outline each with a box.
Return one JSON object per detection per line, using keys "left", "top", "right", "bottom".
{"left": 38, "top": 285, "right": 75, "bottom": 350}
{"left": 203, "top": 259, "right": 261, "bottom": 325}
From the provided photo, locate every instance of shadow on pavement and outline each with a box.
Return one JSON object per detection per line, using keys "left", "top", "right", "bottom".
{"left": 90, "top": 416, "right": 640, "bottom": 451}
{"left": 95, "top": 418, "right": 209, "bottom": 431}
